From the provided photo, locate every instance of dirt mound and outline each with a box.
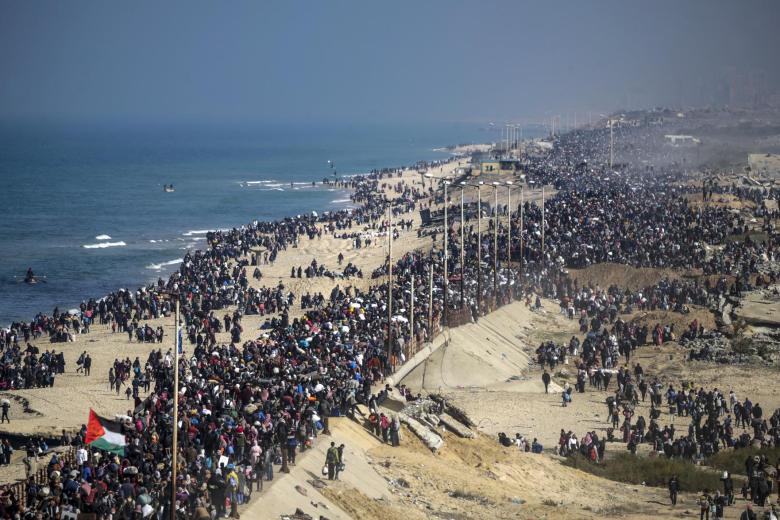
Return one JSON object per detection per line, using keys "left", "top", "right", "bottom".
{"left": 685, "top": 192, "right": 756, "bottom": 211}
{"left": 363, "top": 428, "right": 680, "bottom": 520}
{"left": 568, "top": 263, "right": 690, "bottom": 291}
{"left": 624, "top": 306, "right": 717, "bottom": 334}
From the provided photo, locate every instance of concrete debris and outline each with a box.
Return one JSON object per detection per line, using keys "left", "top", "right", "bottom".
{"left": 429, "top": 394, "right": 476, "bottom": 427}
{"left": 281, "top": 508, "right": 313, "bottom": 520}
{"left": 399, "top": 397, "right": 476, "bottom": 447}
{"left": 440, "top": 413, "right": 476, "bottom": 438}
{"left": 399, "top": 412, "right": 444, "bottom": 452}
{"left": 389, "top": 478, "right": 410, "bottom": 488}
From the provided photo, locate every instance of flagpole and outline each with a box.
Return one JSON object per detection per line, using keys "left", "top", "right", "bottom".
{"left": 171, "top": 298, "right": 179, "bottom": 520}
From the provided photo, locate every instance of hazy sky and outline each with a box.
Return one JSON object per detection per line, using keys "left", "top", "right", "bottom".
{"left": 1, "top": 1, "right": 779, "bottom": 124}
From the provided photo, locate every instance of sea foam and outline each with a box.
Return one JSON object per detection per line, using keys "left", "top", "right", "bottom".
{"left": 146, "top": 259, "right": 181, "bottom": 270}
{"left": 83, "top": 241, "right": 127, "bottom": 249}
{"left": 95, "top": 234, "right": 112, "bottom": 240}
{"left": 242, "top": 180, "right": 276, "bottom": 185}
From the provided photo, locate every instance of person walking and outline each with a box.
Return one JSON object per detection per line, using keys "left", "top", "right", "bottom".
{"left": 668, "top": 475, "right": 679, "bottom": 506}
{"left": 699, "top": 490, "right": 712, "bottom": 520}
{"left": 225, "top": 464, "right": 240, "bottom": 519}
{"left": 390, "top": 415, "right": 401, "bottom": 447}
{"left": 1, "top": 439, "right": 12, "bottom": 465}
{"left": 336, "top": 443, "right": 346, "bottom": 479}
{"left": 712, "top": 491, "right": 726, "bottom": 520}
{"left": 320, "top": 398, "right": 332, "bottom": 436}
{"left": 263, "top": 446, "right": 274, "bottom": 483}
{"left": 326, "top": 442, "right": 341, "bottom": 480}
{"left": 380, "top": 413, "right": 390, "bottom": 443}
{"left": 721, "top": 471, "right": 734, "bottom": 505}
{"left": 83, "top": 354, "right": 91, "bottom": 376}
{"left": 1, "top": 400, "right": 10, "bottom": 423}
{"left": 542, "top": 370, "right": 551, "bottom": 394}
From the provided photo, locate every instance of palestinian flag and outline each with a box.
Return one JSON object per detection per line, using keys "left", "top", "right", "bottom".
{"left": 85, "top": 409, "right": 127, "bottom": 455}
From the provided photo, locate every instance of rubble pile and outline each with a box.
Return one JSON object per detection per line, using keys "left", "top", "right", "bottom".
{"left": 399, "top": 397, "right": 475, "bottom": 452}
{"left": 683, "top": 332, "right": 780, "bottom": 364}
{"left": 749, "top": 332, "right": 780, "bottom": 363}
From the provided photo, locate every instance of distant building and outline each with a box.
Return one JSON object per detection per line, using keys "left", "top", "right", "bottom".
{"left": 664, "top": 135, "right": 700, "bottom": 146}
{"left": 479, "top": 159, "right": 521, "bottom": 176}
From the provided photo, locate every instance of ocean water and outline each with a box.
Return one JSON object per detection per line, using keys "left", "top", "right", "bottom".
{"left": 0, "top": 120, "right": 495, "bottom": 324}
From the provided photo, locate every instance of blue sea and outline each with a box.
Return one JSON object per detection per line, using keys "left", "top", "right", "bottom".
{"left": 0, "top": 120, "right": 498, "bottom": 324}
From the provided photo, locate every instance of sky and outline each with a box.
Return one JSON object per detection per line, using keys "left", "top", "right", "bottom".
{"left": 1, "top": 0, "right": 779, "bottom": 124}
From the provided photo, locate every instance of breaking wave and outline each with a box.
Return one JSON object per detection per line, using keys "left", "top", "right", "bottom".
{"left": 146, "top": 259, "right": 181, "bottom": 270}
{"left": 83, "top": 241, "right": 126, "bottom": 249}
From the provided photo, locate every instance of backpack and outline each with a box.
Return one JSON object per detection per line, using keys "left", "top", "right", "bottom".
{"left": 228, "top": 476, "right": 238, "bottom": 489}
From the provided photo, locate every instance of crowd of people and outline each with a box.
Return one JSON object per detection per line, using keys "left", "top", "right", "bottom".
{"left": 2, "top": 113, "right": 778, "bottom": 518}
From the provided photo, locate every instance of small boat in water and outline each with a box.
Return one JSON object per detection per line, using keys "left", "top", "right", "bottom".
{"left": 20, "top": 267, "right": 45, "bottom": 285}
{"left": 164, "top": 184, "right": 175, "bottom": 192}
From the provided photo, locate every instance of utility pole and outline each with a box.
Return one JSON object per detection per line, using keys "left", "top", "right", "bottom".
{"left": 409, "top": 273, "right": 414, "bottom": 353}
{"left": 427, "top": 267, "right": 433, "bottom": 336}
{"left": 609, "top": 120, "right": 614, "bottom": 170}
{"left": 506, "top": 181, "right": 513, "bottom": 263}
{"left": 459, "top": 183, "right": 465, "bottom": 309}
{"left": 508, "top": 125, "right": 512, "bottom": 152}
{"left": 170, "top": 298, "right": 180, "bottom": 520}
{"left": 541, "top": 186, "right": 546, "bottom": 261}
{"left": 492, "top": 183, "right": 499, "bottom": 301}
{"left": 443, "top": 180, "right": 449, "bottom": 326}
{"left": 519, "top": 185, "right": 524, "bottom": 273}
{"left": 387, "top": 204, "right": 393, "bottom": 368}
{"left": 476, "top": 182, "right": 482, "bottom": 313}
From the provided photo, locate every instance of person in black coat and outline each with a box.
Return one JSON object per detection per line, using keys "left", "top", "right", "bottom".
{"left": 668, "top": 475, "right": 679, "bottom": 506}
{"left": 542, "top": 371, "right": 551, "bottom": 394}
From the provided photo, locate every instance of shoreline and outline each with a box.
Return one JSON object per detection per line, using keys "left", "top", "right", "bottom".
{"left": 1, "top": 144, "right": 484, "bottom": 328}
{"left": 1, "top": 182, "right": 354, "bottom": 327}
